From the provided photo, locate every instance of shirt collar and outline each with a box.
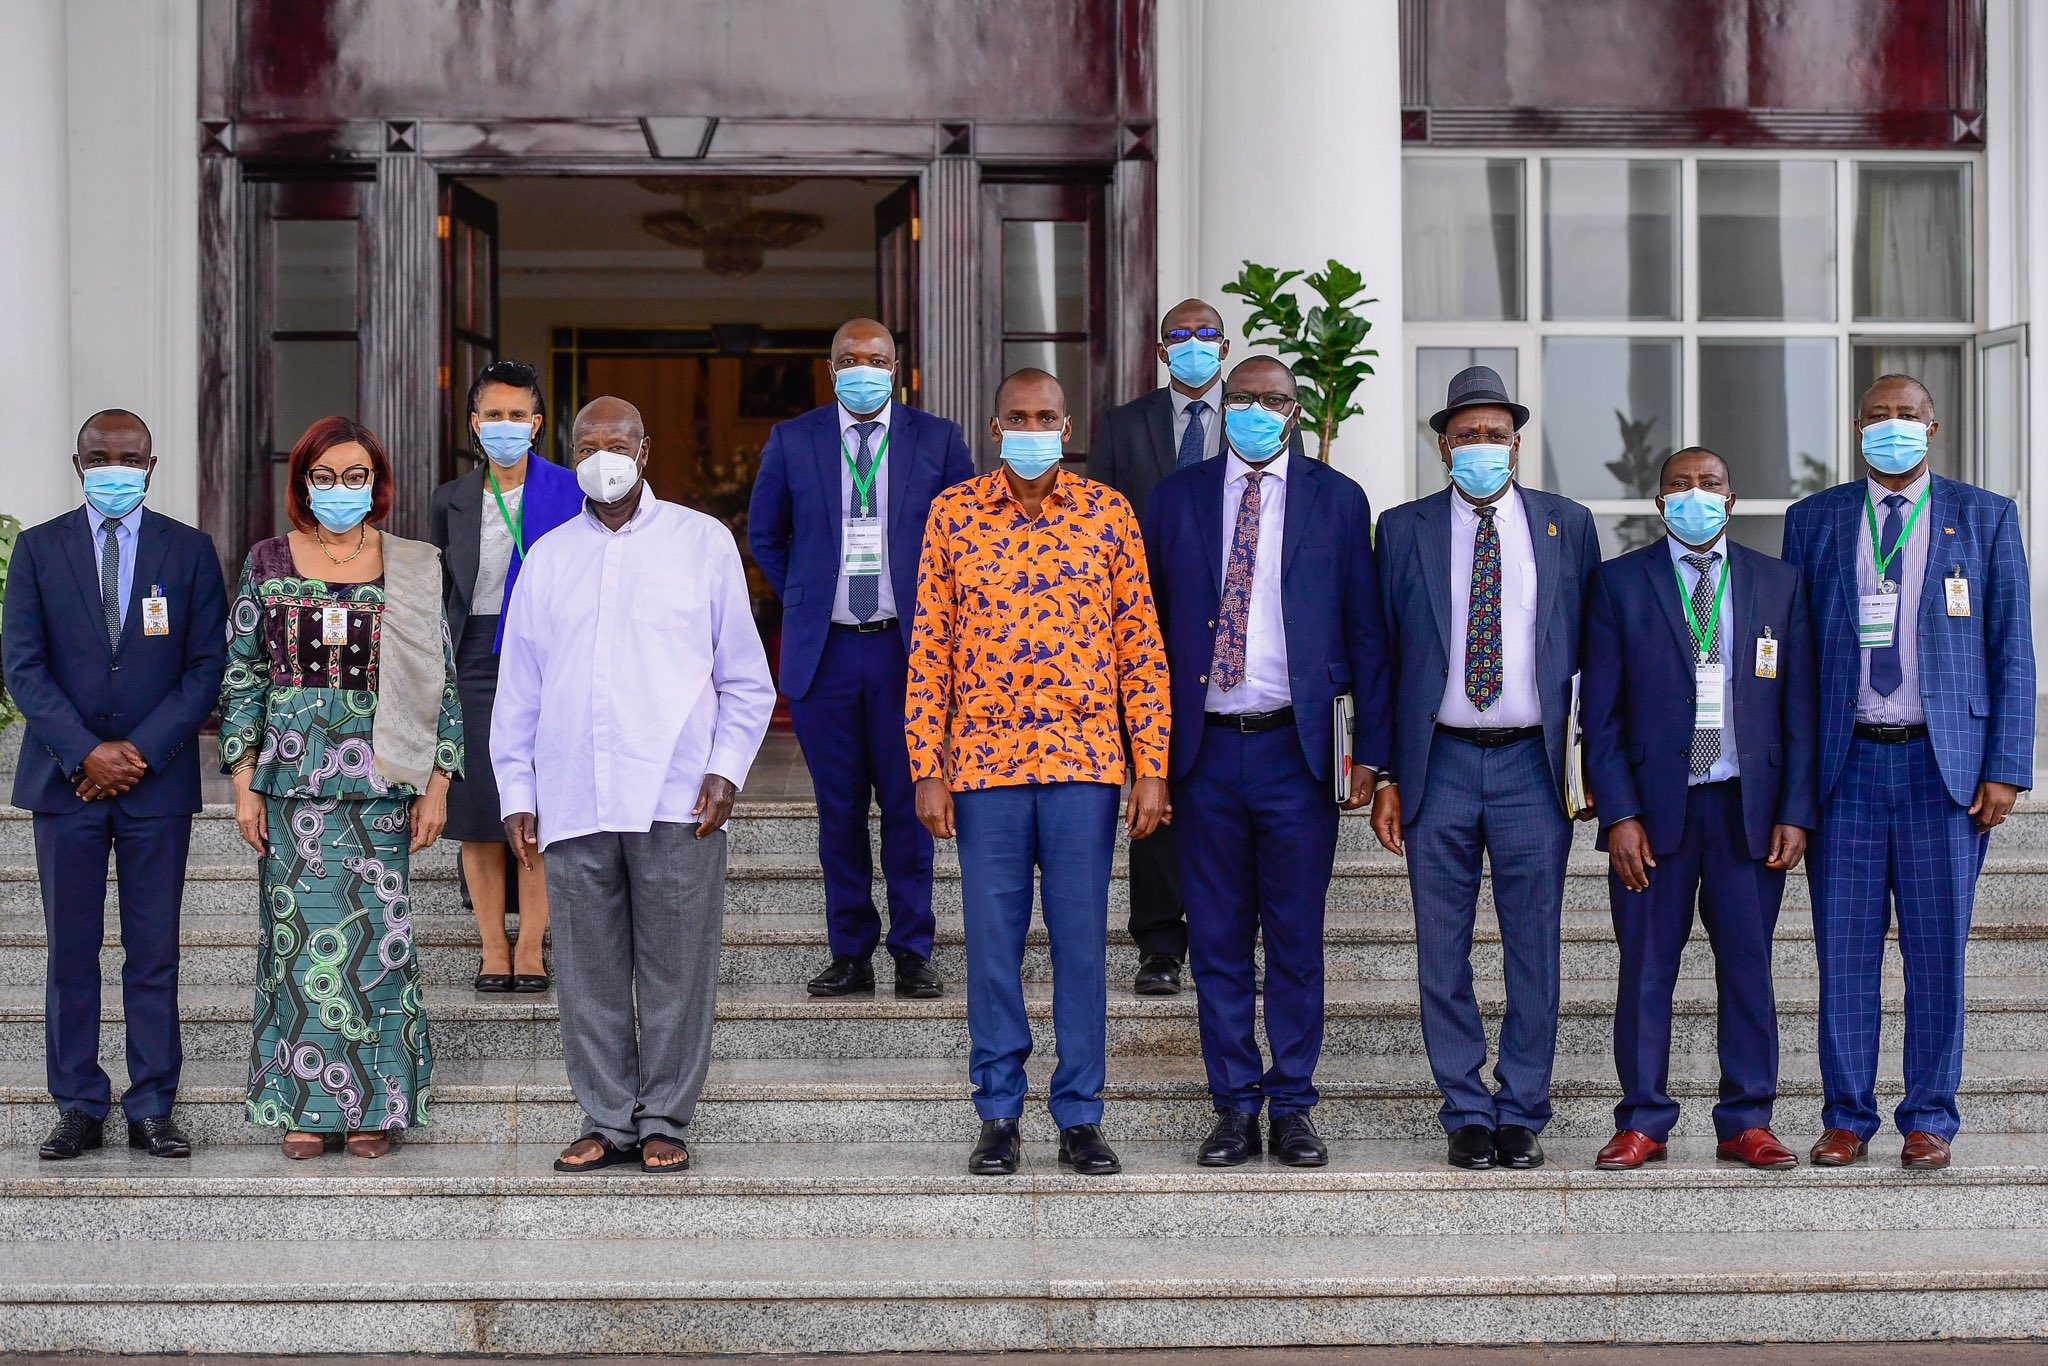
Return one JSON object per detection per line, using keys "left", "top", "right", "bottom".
{"left": 1866, "top": 469, "right": 1931, "bottom": 508}
{"left": 839, "top": 401, "right": 893, "bottom": 441}
{"left": 1450, "top": 483, "right": 1518, "bottom": 527}
{"left": 978, "top": 465, "right": 1076, "bottom": 510}
{"left": 1169, "top": 379, "right": 1221, "bottom": 418}
{"left": 1225, "top": 451, "right": 1288, "bottom": 489}
{"left": 583, "top": 482, "right": 658, "bottom": 534}
{"left": 1666, "top": 534, "right": 1727, "bottom": 568}
{"left": 84, "top": 501, "right": 143, "bottom": 540}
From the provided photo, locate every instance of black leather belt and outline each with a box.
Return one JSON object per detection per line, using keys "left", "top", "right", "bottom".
{"left": 1206, "top": 707, "right": 1295, "bottom": 733}
{"left": 1854, "top": 722, "right": 1929, "bottom": 744}
{"left": 1439, "top": 724, "right": 1543, "bottom": 748}
{"left": 835, "top": 618, "right": 899, "bottom": 634}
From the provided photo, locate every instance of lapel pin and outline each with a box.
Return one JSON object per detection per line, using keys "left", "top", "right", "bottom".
{"left": 1944, "top": 526, "right": 1955, "bottom": 534}
{"left": 1546, "top": 522, "right": 1557, "bottom": 537}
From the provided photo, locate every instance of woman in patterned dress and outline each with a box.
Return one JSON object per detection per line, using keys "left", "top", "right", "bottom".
{"left": 219, "top": 417, "right": 462, "bottom": 1160}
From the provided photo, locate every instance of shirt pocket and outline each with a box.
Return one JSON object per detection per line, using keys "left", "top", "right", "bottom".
{"left": 630, "top": 581, "right": 710, "bottom": 634}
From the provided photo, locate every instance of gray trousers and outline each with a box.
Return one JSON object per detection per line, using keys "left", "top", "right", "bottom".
{"left": 544, "top": 823, "right": 727, "bottom": 1148}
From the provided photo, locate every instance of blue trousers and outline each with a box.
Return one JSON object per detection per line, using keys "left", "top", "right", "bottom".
{"left": 1810, "top": 736, "right": 1984, "bottom": 1142}
{"left": 787, "top": 625, "right": 935, "bottom": 961}
{"left": 1407, "top": 731, "right": 1570, "bottom": 1133}
{"left": 954, "top": 781, "right": 1117, "bottom": 1129}
{"left": 35, "top": 803, "right": 191, "bottom": 1121}
{"left": 1610, "top": 779, "right": 1783, "bottom": 1142}
{"left": 1178, "top": 724, "right": 1337, "bottom": 1116}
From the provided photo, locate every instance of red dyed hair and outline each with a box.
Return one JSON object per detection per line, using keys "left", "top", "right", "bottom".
{"left": 284, "top": 416, "right": 394, "bottom": 531}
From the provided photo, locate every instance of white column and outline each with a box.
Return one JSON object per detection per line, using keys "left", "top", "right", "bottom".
{"left": 1, "top": 0, "right": 75, "bottom": 528}
{"left": 1191, "top": 0, "right": 1406, "bottom": 512}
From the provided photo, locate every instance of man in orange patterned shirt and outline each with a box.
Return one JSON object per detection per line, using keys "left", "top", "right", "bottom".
{"left": 907, "top": 367, "right": 1171, "bottom": 1179}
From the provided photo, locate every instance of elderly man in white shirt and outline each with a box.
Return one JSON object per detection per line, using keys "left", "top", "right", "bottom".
{"left": 494, "top": 396, "right": 775, "bottom": 1175}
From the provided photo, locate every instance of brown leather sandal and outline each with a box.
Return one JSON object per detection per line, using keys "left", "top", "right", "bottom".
{"left": 281, "top": 1132, "right": 326, "bottom": 1160}
{"left": 345, "top": 1131, "right": 392, "bottom": 1159}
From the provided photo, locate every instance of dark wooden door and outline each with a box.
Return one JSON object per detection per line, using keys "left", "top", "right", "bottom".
{"left": 440, "top": 180, "right": 500, "bottom": 484}
{"left": 980, "top": 176, "right": 1111, "bottom": 468}
{"left": 874, "top": 179, "right": 921, "bottom": 407}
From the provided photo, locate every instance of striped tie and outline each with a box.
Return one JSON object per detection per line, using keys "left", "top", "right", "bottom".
{"left": 99, "top": 522, "right": 122, "bottom": 649}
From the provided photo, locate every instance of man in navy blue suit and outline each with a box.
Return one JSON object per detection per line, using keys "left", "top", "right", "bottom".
{"left": 1143, "top": 356, "right": 1390, "bottom": 1168}
{"left": 749, "top": 318, "right": 974, "bottom": 1000}
{"left": 1783, "top": 374, "right": 2035, "bottom": 1171}
{"left": 1580, "top": 447, "right": 1818, "bottom": 1172}
{"left": 3, "top": 410, "right": 227, "bottom": 1160}
{"left": 1371, "top": 366, "right": 1600, "bottom": 1172}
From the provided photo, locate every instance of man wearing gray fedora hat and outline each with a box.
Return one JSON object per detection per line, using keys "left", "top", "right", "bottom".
{"left": 1370, "top": 365, "right": 1601, "bottom": 1172}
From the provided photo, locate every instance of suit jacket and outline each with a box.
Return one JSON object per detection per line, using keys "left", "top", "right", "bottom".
{"left": 748, "top": 400, "right": 974, "bottom": 700}
{"left": 1579, "top": 539, "right": 1819, "bottom": 860}
{"left": 429, "top": 454, "right": 583, "bottom": 653}
{"left": 1376, "top": 484, "right": 1601, "bottom": 824}
{"left": 1088, "top": 386, "right": 1305, "bottom": 522}
{"left": 4, "top": 507, "right": 228, "bottom": 816}
{"left": 1143, "top": 453, "right": 1391, "bottom": 784}
{"left": 1781, "top": 475, "right": 2035, "bottom": 807}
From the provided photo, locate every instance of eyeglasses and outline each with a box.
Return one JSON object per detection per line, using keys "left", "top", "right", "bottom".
{"left": 306, "top": 466, "right": 373, "bottom": 491}
{"left": 1222, "top": 392, "right": 1297, "bottom": 414}
{"left": 1162, "top": 327, "right": 1224, "bottom": 344}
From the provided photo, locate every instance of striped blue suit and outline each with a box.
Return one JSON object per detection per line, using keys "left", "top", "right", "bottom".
{"left": 1781, "top": 475, "right": 2035, "bottom": 1142}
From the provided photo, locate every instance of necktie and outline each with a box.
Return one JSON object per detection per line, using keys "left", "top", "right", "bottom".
{"left": 1177, "top": 399, "right": 1208, "bottom": 469}
{"left": 1463, "top": 506, "right": 1502, "bottom": 711}
{"left": 1210, "top": 470, "right": 1264, "bottom": 691}
{"left": 99, "top": 522, "right": 123, "bottom": 649}
{"left": 1685, "top": 551, "right": 1722, "bottom": 778}
{"left": 1870, "top": 492, "right": 1907, "bottom": 698}
{"left": 848, "top": 420, "right": 881, "bottom": 622}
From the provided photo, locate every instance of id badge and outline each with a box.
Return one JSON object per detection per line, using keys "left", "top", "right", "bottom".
{"left": 1858, "top": 589, "right": 1899, "bottom": 649}
{"left": 1945, "top": 575, "right": 1971, "bottom": 617}
{"left": 1754, "top": 631, "right": 1779, "bottom": 679}
{"left": 841, "top": 519, "right": 884, "bottom": 577}
{"left": 322, "top": 604, "right": 349, "bottom": 646}
{"left": 1694, "top": 663, "right": 1726, "bottom": 733}
{"left": 141, "top": 595, "right": 169, "bottom": 637}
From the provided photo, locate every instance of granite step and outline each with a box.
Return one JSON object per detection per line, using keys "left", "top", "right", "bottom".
{"left": 0, "top": 1227, "right": 2041, "bottom": 1353}
{"left": 7, "top": 1052, "right": 2047, "bottom": 1147}
{"left": 2, "top": 1137, "right": 2046, "bottom": 1243}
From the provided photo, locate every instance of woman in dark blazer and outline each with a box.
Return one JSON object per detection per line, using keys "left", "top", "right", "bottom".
{"left": 428, "top": 359, "right": 583, "bottom": 992}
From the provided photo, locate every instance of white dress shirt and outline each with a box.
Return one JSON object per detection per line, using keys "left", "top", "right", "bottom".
{"left": 1438, "top": 484, "right": 1543, "bottom": 728}
{"left": 1170, "top": 379, "right": 1223, "bottom": 466}
{"left": 84, "top": 501, "right": 143, "bottom": 625}
{"left": 1667, "top": 536, "right": 1739, "bottom": 784}
{"left": 492, "top": 486, "right": 776, "bottom": 850}
{"left": 830, "top": 400, "right": 896, "bottom": 624}
{"left": 1206, "top": 452, "right": 1292, "bottom": 714}
{"left": 1854, "top": 469, "right": 1930, "bottom": 724}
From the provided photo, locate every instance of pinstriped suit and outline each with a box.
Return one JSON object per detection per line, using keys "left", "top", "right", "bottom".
{"left": 1782, "top": 474, "right": 2035, "bottom": 1142}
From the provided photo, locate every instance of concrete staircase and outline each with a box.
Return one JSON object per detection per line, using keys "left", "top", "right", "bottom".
{"left": 0, "top": 799, "right": 2044, "bottom": 1354}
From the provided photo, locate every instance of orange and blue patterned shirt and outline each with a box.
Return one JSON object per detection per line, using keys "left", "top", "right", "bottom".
{"left": 906, "top": 467, "right": 1170, "bottom": 791}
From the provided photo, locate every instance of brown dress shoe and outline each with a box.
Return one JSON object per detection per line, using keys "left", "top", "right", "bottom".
{"left": 1808, "top": 1128, "right": 1867, "bottom": 1166}
{"left": 1900, "top": 1131, "right": 1952, "bottom": 1170}
{"left": 1594, "top": 1130, "right": 1666, "bottom": 1170}
{"left": 1715, "top": 1127, "right": 1798, "bottom": 1169}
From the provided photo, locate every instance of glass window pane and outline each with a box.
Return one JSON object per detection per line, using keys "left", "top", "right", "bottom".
{"left": 1414, "top": 347, "right": 1519, "bottom": 494}
{"left": 1001, "top": 340, "right": 1088, "bottom": 455}
{"left": 1541, "top": 336, "right": 1680, "bottom": 499}
{"left": 1592, "top": 513, "right": 1668, "bottom": 559}
{"left": 1698, "top": 338, "right": 1837, "bottom": 500}
{"left": 1404, "top": 158, "right": 1524, "bottom": 321}
{"left": 1699, "top": 161, "right": 1837, "bottom": 322}
{"left": 1854, "top": 163, "right": 1971, "bottom": 322}
{"left": 1852, "top": 342, "right": 1966, "bottom": 482}
{"left": 1981, "top": 337, "right": 2023, "bottom": 498}
{"left": 1002, "top": 221, "right": 1086, "bottom": 333}
{"left": 273, "top": 340, "right": 358, "bottom": 450}
{"left": 1726, "top": 514, "right": 1788, "bottom": 559}
{"left": 272, "top": 220, "right": 357, "bottom": 332}
{"left": 1543, "top": 159, "right": 1678, "bottom": 321}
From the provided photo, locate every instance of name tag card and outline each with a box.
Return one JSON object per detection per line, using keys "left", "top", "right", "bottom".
{"left": 841, "top": 519, "right": 884, "bottom": 576}
{"left": 1754, "top": 632, "right": 1778, "bottom": 679}
{"left": 1694, "top": 663, "right": 1726, "bottom": 732}
{"left": 1945, "top": 575, "right": 1971, "bottom": 617}
{"left": 322, "top": 605, "right": 349, "bottom": 646}
{"left": 1858, "top": 590, "right": 1899, "bottom": 649}
{"left": 141, "top": 595, "right": 169, "bottom": 637}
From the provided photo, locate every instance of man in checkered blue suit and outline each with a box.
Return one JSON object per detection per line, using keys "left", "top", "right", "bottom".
{"left": 1781, "top": 373, "right": 2035, "bottom": 1171}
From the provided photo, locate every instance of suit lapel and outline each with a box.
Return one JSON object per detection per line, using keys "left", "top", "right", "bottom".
{"left": 1196, "top": 456, "right": 1227, "bottom": 595}
{"left": 1647, "top": 540, "right": 1696, "bottom": 666}
{"left": 1833, "top": 482, "right": 1865, "bottom": 636}
{"left": 1917, "top": 475, "right": 1954, "bottom": 642}
{"left": 1726, "top": 541, "right": 1757, "bottom": 715}
{"left": 1419, "top": 490, "right": 1452, "bottom": 654}
{"left": 448, "top": 470, "right": 482, "bottom": 598}
{"left": 1146, "top": 388, "right": 1178, "bottom": 484}
{"left": 116, "top": 513, "right": 173, "bottom": 654}
{"left": 813, "top": 407, "right": 844, "bottom": 559}
{"left": 1525, "top": 486, "right": 1562, "bottom": 645}
{"left": 59, "top": 508, "right": 115, "bottom": 656}
{"left": 1280, "top": 454, "right": 1319, "bottom": 583}
{"left": 886, "top": 402, "right": 915, "bottom": 543}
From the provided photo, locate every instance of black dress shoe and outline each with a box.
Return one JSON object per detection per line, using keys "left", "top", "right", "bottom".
{"left": 1133, "top": 955, "right": 1182, "bottom": 996}
{"left": 1494, "top": 1124, "right": 1545, "bottom": 1169}
{"left": 1196, "top": 1110, "right": 1261, "bottom": 1166}
{"left": 126, "top": 1115, "right": 192, "bottom": 1159}
{"left": 1447, "top": 1123, "right": 1495, "bottom": 1170}
{"left": 511, "top": 973, "right": 551, "bottom": 994}
{"left": 39, "top": 1110, "right": 103, "bottom": 1161}
{"left": 1058, "top": 1123, "right": 1122, "bottom": 1176}
{"left": 1268, "top": 1111, "right": 1329, "bottom": 1167}
{"left": 968, "top": 1118, "right": 1020, "bottom": 1176}
{"left": 806, "top": 954, "right": 875, "bottom": 997}
{"left": 892, "top": 952, "right": 943, "bottom": 999}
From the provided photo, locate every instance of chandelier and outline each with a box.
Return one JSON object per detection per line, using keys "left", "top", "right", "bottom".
{"left": 636, "top": 177, "right": 825, "bottom": 277}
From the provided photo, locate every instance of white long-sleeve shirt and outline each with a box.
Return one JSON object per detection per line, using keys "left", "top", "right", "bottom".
{"left": 492, "top": 485, "right": 776, "bottom": 850}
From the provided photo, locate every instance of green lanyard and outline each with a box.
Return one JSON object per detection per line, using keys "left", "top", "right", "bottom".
{"left": 841, "top": 431, "right": 890, "bottom": 518}
{"left": 1864, "top": 483, "right": 1930, "bottom": 586}
{"left": 1671, "top": 555, "right": 1729, "bottom": 661}
{"left": 486, "top": 467, "right": 526, "bottom": 558}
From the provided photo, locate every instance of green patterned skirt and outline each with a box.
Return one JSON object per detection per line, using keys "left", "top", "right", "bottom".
{"left": 247, "top": 795, "right": 433, "bottom": 1133}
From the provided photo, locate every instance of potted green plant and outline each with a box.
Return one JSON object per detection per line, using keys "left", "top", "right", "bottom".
{"left": 1221, "top": 259, "right": 1379, "bottom": 461}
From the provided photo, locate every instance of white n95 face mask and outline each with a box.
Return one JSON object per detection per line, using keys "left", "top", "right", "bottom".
{"left": 577, "top": 449, "right": 641, "bottom": 504}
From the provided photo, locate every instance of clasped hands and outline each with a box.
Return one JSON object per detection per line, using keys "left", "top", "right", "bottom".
{"left": 75, "top": 739, "right": 147, "bottom": 801}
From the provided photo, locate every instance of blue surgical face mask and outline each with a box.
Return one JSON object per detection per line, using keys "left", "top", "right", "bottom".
{"left": 476, "top": 420, "right": 532, "bottom": 467}
{"left": 81, "top": 466, "right": 147, "bottom": 519}
{"left": 308, "top": 484, "right": 374, "bottom": 533}
{"left": 1659, "top": 488, "right": 1729, "bottom": 546}
{"left": 1224, "top": 404, "right": 1291, "bottom": 463}
{"left": 1448, "top": 442, "right": 1514, "bottom": 499}
{"left": 1860, "top": 417, "right": 1929, "bottom": 476}
{"left": 999, "top": 429, "right": 1065, "bottom": 479}
{"left": 833, "top": 364, "right": 894, "bottom": 416}
{"left": 1164, "top": 337, "right": 1222, "bottom": 388}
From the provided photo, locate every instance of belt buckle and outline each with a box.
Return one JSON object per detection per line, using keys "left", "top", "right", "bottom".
{"left": 855, "top": 619, "right": 892, "bottom": 634}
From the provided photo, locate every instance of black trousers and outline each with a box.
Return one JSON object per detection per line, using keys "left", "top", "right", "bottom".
{"left": 1127, "top": 821, "right": 1185, "bottom": 960}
